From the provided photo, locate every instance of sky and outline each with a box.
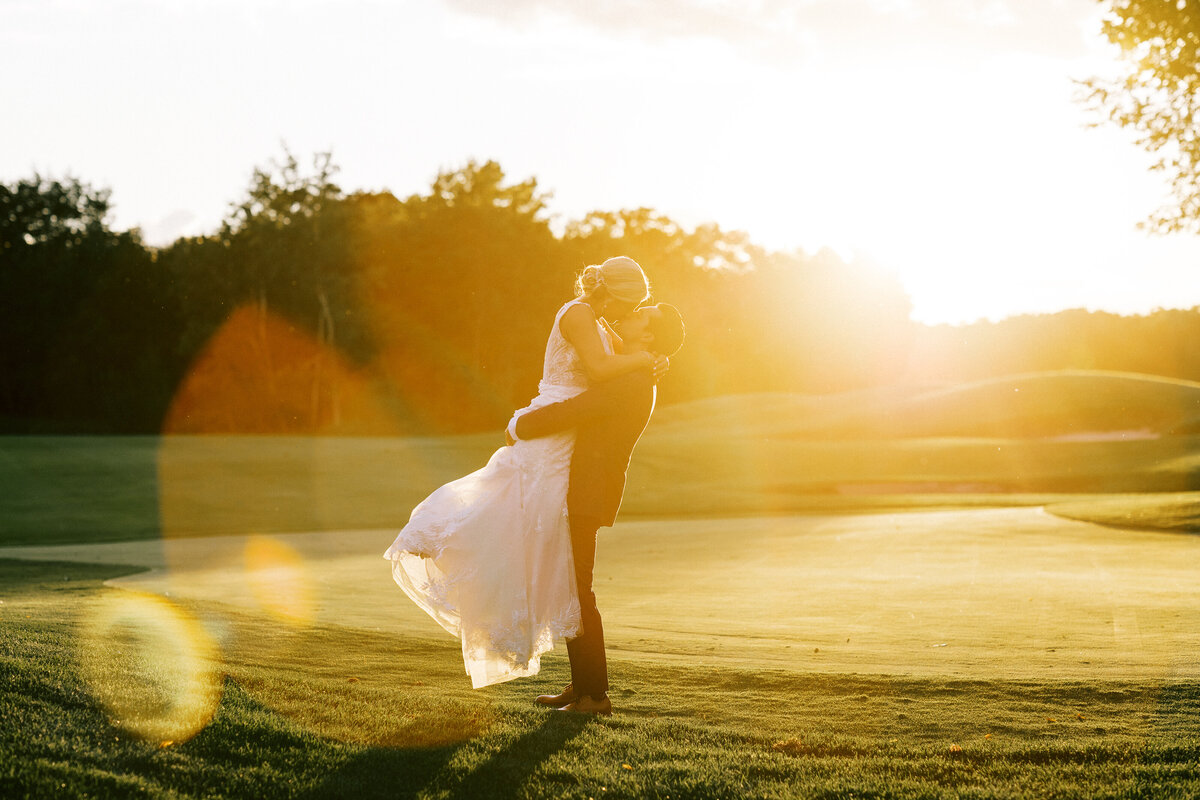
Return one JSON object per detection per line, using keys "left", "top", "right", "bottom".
{"left": 3, "top": 0, "right": 1198, "bottom": 325}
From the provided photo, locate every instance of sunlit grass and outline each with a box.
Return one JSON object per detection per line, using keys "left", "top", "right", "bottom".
{"left": 241, "top": 535, "right": 316, "bottom": 626}
{"left": 3, "top": 559, "right": 1200, "bottom": 799}
{"left": 4, "top": 370, "right": 1197, "bottom": 796}
{"left": 2, "top": 369, "right": 1198, "bottom": 548}
{"left": 8, "top": 505, "right": 1195, "bottom": 685}
{"left": 78, "top": 590, "right": 222, "bottom": 744}
{"left": 1046, "top": 493, "right": 1200, "bottom": 533}
{"left": 646, "top": 370, "right": 1200, "bottom": 439}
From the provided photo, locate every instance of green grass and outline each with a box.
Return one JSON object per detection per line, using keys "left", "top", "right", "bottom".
{"left": 0, "top": 434, "right": 502, "bottom": 546}
{"left": 622, "top": 433, "right": 1197, "bottom": 514}
{"left": 4, "top": 559, "right": 1200, "bottom": 799}
{"left": 4, "top": 371, "right": 1199, "bottom": 796}
{"left": 2, "top": 384, "right": 1197, "bottom": 547}
{"left": 1046, "top": 492, "right": 1200, "bottom": 533}
{"left": 648, "top": 370, "right": 1200, "bottom": 438}
{"left": 0, "top": 436, "right": 164, "bottom": 545}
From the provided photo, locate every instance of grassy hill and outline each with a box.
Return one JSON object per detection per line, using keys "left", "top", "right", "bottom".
{"left": 1, "top": 371, "right": 1196, "bottom": 546}
{"left": 625, "top": 370, "right": 1200, "bottom": 516}
{"left": 649, "top": 370, "right": 1200, "bottom": 439}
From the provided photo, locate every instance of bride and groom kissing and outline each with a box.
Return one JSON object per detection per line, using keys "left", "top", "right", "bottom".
{"left": 384, "top": 256, "right": 685, "bottom": 716}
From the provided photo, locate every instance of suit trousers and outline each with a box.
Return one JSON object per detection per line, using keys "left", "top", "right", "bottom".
{"left": 567, "top": 515, "right": 608, "bottom": 699}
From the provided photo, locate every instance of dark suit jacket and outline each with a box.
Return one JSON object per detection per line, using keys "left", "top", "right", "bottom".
{"left": 515, "top": 371, "right": 656, "bottom": 527}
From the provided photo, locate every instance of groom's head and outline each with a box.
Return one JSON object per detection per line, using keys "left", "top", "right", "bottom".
{"left": 616, "top": 303, "right": 685, "bottom": 357}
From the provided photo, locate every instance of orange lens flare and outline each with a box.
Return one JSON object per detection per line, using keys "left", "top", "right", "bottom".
{"left": 244, "top": 535, "right": 316, "bottom": 626}
{"left": 162, "top": 304, "right": 399, "bottom": 435}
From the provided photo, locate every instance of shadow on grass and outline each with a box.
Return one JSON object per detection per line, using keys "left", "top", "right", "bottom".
{"left": 301, "top": 743, "right": 461, "bottom": 800}
{"left": 303, "top": 712, "right": 591, "bottom": 800}
{"left": 451, "top": 713, "right": 591, "bottom": 798}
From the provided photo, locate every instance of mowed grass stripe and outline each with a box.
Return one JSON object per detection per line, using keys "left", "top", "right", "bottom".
{"left": 1, "top": 436, "right": 1196, "bottom": 548}
{"left": 3, "top": 369, "right": 1199, "bottom": 547}
{"left": 7, "top": 508, "right": 1199, "bottom": 682}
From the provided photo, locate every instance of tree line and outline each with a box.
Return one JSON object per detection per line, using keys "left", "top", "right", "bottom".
{"left": 2, "top": 152, "right": 1198, "bottom": 435}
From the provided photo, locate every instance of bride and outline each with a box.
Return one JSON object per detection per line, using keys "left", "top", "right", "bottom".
{"left": 384, "top": 256, "right": 664, "bottom": 688}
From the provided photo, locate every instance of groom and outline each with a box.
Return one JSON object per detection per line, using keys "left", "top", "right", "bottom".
{"left": 507, "top": 302, "right": 685, "bottom": 715}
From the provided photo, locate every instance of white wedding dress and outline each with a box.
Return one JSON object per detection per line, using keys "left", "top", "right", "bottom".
{"left": 384, "top": 299, "right": 610, "bottom": 688}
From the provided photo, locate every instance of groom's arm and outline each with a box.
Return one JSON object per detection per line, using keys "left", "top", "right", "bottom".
{"left": 513, "top": 372, "right": 649, "bottom": 441}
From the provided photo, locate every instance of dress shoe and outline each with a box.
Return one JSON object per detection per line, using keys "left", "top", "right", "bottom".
{"left": 535, "top": 683, "right": 578, "bottom": 707}
{"left": 557, "top": 694, "right": 612, "bottom": 716}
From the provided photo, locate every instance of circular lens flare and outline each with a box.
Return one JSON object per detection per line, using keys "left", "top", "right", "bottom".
{"left": 79, "top": 591, "right": 222, "bottom": 743}
{"left": 244, "top": 535, "right": 315, "bottom": 626}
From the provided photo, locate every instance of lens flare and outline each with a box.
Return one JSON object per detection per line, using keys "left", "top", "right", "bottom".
{"left": 244, "top": 535, "right": 315, "bottom": 625}
{"left": 78, "top": 591, "right": 221, "bottom": 743}
{"left": 161, "top": 304, "right": 400, "bottom": 436}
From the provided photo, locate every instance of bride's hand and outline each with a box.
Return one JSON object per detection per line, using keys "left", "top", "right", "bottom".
{"left": 652, "top": 354, "right": 670, "bottom": 379}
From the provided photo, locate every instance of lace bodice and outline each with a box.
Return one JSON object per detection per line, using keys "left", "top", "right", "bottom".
{"left": 539, "top": 300, "right": 613, "bottom": 395}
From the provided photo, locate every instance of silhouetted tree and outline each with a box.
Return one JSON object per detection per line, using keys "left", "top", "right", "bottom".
{"left": 221, "top": 148, "right": 369, "bottom": 355}
{"left": 1081, "top": 0, "right": 1200, "bottom": 233}
{"left": 356, "top": 160, "right": 568, "bottom": 431}
{"left": 0, "top": 175, "right": 181, "bottom": 431}
{"left": 906, "top": 306, "right": 1200, "bottom": 386}
{"left": 196, "top": 148, "right": 376, "bottom": 428}
{"left": 8, "top": 154, "right": 1200, "bottom": 437}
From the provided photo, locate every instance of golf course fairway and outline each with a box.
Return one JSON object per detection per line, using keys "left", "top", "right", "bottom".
{"left": 4, "top": 506, "right": 1196, "bottom": 683}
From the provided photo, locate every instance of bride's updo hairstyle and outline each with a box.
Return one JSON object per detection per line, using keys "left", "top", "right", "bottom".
{"left": 574, "top": 256, "right": 651, "bottom": 306}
